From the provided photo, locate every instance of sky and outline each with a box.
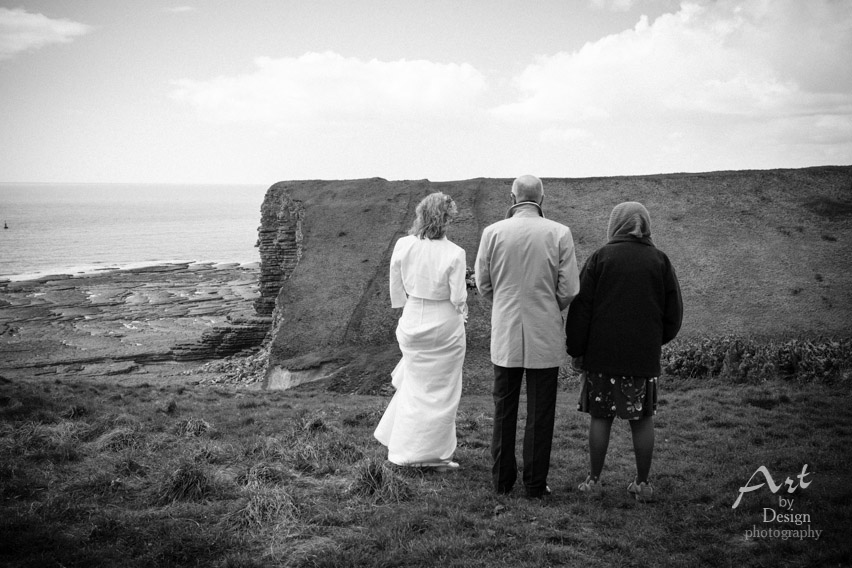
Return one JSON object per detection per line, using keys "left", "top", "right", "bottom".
{"left": 1, "top": 0, "right": 850, "bottom": 184}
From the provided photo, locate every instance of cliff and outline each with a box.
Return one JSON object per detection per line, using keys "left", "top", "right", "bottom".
{"left": 256, "top": 167, "right": 852, "bottom": 390}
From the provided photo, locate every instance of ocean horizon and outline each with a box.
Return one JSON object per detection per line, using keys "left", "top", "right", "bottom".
{"left": 0, "top": 183, "right": 268, "bottom": 281}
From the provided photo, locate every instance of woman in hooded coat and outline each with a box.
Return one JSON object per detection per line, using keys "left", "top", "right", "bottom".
{"left": 565, "top": 201, "right": 683, "bottom": 502}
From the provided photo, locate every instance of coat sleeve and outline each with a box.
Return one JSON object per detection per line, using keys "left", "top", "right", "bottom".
{"left": 556, "top": 228, "right": 581, "bottom": 311}
{"left": 474, "top": 228, "right": 493, "bottom": 302}
{"left": 564, "top": 254, "right": 596, "bottom": 357}
{"left": 389, "top": 241, "right": 407, "bottom": 308}
{"left": 661, "top": 256, "right": 683, "bottom": 344}
{"left": 449, "top": 247, "right": 468, "bottom": 309}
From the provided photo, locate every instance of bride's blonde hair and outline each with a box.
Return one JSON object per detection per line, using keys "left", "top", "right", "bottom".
{"left": 409, "top": 192, "right": 458, "bottom": 240}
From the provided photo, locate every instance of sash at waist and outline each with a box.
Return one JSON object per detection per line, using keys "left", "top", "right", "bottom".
{"left": 407, "top": 295, "right": 451, "bottom": 304}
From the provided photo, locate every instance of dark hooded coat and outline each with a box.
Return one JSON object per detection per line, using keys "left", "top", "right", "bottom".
{"left": 565, "top": 202, "right": 683, "bottom": 377}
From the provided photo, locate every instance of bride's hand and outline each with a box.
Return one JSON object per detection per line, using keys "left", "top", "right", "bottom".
{"left": 456, "top": 302, "right": 469, "bottom": 322}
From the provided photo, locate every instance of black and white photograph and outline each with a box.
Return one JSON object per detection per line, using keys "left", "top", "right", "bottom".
{"left": 1, "top": 1, "right": 850, "bottom": 566}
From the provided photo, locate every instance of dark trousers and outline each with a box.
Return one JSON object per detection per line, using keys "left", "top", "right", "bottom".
{"left": 491, "top": 365, "right": 558, "bottom": 496}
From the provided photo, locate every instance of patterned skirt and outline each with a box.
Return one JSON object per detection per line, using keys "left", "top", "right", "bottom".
{"left": 577, "top": 371, "right": 658, "bottom": 420}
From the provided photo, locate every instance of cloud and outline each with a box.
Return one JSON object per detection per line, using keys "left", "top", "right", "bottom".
{"left": 589, "top": 0, "right": 636, "bottom": 12}
{"left": 492, "top": 0, "right": 852, "bottom": 150}
{"left": 539, "top": 126, "right": 594, "bottom": 143}
{"left": 172, "top": 51, "right": 488, "bottom": 126}
{"left": 0, "top": 7, "right": 92, "bottom": 60}
{"left": 165, "top": 6, "right": 195, "bottom": 14}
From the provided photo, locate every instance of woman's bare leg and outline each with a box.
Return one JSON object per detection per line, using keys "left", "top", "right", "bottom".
{"left": 588, "top": 416, "right": 613, "bottom": 480}
{"left": 629, "top": 416, "right": 654, "bottom": 483}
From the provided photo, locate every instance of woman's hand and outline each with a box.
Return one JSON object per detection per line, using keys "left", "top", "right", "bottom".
{"left": 455, "top": 302, "right": 469, "bottom": 323}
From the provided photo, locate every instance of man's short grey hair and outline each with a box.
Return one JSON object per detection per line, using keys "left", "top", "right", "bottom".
{"left": 512, "top": 175, "right": 544, "bottom": 203}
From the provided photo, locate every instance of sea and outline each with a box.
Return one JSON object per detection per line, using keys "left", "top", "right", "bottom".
{"left": 0, "top": 183, "right": 269, "bottom": 281}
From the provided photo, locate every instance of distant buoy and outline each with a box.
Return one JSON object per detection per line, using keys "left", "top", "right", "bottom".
{"left": 3, "top": 221, "right": 6, "bottom": 229}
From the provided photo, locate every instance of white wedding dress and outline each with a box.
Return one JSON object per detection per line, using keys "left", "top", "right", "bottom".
{"left": 374, "top": 235, "right": 467, "bottom": 465}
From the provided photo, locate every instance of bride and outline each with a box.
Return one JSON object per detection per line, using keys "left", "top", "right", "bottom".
{"left": 374, "top": 192, "right": 468, "bottom": 471}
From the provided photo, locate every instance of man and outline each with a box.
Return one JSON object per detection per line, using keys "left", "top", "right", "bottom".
{"left": 475, "top": 175, "right": 580, "bottom": 498}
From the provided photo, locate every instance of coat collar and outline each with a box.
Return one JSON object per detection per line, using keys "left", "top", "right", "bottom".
{"left": 608, "top": 234, "right": 655, "bottom": 247}
{"left": 505, "top": 201, "right": 545, "bottom": 219}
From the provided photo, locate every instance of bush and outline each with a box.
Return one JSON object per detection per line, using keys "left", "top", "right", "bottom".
{"left": 95, "top": 426, "right": 142, "bottom": 452}
{"left": 155, "top": 461, "right": 216, "bottom": 504}
{"left": 238, "top": 462, "right": 291, "bottom": 487}
{"left": 348, "top": 458, "right": 413, "bottom": 504}
{"left": 174, "top": 417, "right": 213, "bottom": 437}
{"left": 662, "top": 335, "right": 852, "bottom": 383}
{"left": 228, "top": 487, "right": 299, "bottom": 531}
{"left": 7, "top": 421, "right": 84, "bottom": 462}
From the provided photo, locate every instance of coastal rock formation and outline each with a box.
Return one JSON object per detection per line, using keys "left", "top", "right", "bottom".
{"left": 254, "top": 186, "right": 305, "bottom": 317}
{"left": 171, "top": 312, "right": 271, "bottom": 361}
{"left": 0, "top": 263, "right": 264, "bottom": 378}
{"left": 256, "top": 167, "right": 852, "bottom": 391}
{"left": 256, "top": 178, "right": 491, "bottom": 391}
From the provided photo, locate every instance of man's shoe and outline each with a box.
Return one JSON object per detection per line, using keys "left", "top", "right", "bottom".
{"left": 627, "top": 479, "right": 654, "bottom": 503}
{"left": 525, "top": 485, "right": 552, "bottom": 499}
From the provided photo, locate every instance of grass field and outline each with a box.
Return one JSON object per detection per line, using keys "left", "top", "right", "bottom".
{"left": 2, "top": 356, "right": 850, "bottom": 568}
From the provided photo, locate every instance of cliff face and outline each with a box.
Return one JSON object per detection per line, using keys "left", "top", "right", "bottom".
{"left": 255, "top": 167, "right": 852, "bottom": 390}
{"left": 254, "top": 185, "right": 305, "bottom": 317}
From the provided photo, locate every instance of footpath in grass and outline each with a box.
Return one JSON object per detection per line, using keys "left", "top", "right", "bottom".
{"left": 1, "top": 373, "right": 850, "bottom": 568}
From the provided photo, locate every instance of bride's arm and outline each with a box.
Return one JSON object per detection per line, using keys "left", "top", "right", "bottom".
{"left": 449, "top": 248, "right": 468, "bottom": 320}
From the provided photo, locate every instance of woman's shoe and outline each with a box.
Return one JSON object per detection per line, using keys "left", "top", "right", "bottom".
{"left": 578, "top": 475, "right": 602, "bottom": 496}
{"left": 410, "top": 460, "right": 459, "bottom": 472}
{"left": 432, "top": 461, "right": 459, "bottom": 472}
{"left": 627, "top": 479, "right": 654, "bottom": 502}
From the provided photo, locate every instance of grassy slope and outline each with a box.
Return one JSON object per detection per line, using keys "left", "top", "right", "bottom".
{"left": 540, "top": 168, "right": 851, "bottom": 336}
{"left": 1, "top": 372, "right": 850, "bottom": 567}
{"left": 269, "top": 167, "right": 852, "bottom": 386}
{"left": 264, "top": 167, "right": 851, "bottom": 396}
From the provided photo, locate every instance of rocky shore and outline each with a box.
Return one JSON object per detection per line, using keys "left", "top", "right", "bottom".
{"left": 0, "top": 263, "right": 268, "bottom": 386}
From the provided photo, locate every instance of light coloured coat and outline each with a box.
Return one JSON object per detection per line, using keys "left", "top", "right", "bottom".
{"left": 475, "top": 204, "right": 580, "bottom": 368}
